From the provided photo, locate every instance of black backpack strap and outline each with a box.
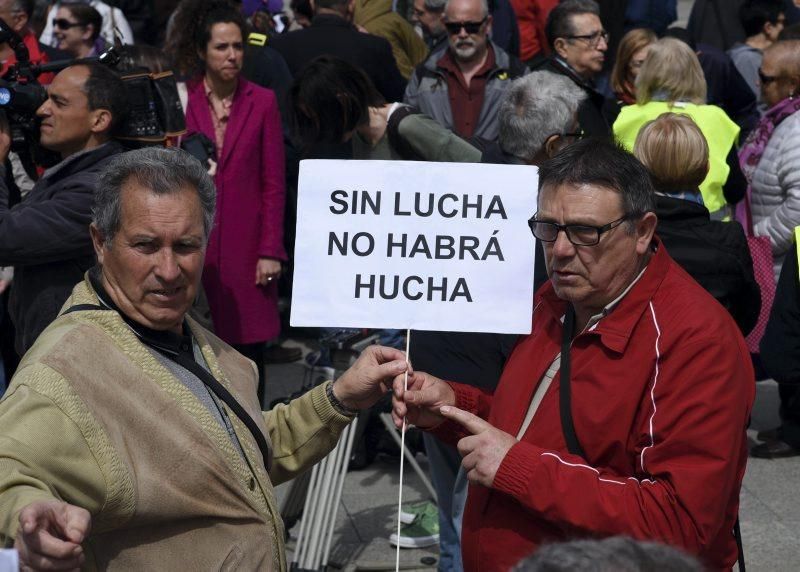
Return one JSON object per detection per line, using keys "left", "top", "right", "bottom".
{"left": 62, "top": 304, "right": 105, "bottom": 314}
{"left": 559, "top": 304, "right": 586, "bottom": 458}
{"left": 62, "top": 303, "right": 272, "bottom": 473}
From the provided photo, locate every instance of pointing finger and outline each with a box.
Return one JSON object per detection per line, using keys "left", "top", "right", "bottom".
{"left": 439, "top": 405, "right": 491, "bottom": 435}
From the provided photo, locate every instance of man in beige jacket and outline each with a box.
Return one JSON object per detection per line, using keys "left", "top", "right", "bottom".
{"left": 0, "top": 146, "right": 408, "bottom": 571}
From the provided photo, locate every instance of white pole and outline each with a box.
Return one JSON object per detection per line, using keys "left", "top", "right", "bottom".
{"left": 394, "top": 329, "right": 412, "bottom": 572}
{"left": 307, "top": 438, "right": 340, "bottom": 568}
{"left": 293, "top": 462, "right": 320, "bottom": 567}
{"left": 310, "top": 438, "right": 343, "bottom": 567}
{"left": 322, "top": 417, "right": 359, "bottom": 565}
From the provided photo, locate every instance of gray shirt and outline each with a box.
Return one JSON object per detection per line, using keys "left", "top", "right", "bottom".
{"left": 728, "top": 43, "right": 763, "bottom": 110}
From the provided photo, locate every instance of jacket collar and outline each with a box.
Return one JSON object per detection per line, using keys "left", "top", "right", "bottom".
{"left": 41, "top": 140, "right": 124, "bottom": 182}
{"left": 544, "top": 56, "right": 604, "bottom": 102}
{"left": 654, "top": 193, "right": 711, "bottom": 221}
{"left": 539, "top": 237, "right": 671, "bottom": 354}
{"left": 426, "top": 40, "right": 511, "bottom": 76}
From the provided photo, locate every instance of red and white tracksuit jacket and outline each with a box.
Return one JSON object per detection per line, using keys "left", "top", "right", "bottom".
{"left": 433, "top": 240, "right": 754, "bottom": 571}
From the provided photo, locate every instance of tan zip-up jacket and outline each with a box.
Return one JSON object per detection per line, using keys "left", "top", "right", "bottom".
{"left": 0, "top": 276, "right": 351, "bottom": 570}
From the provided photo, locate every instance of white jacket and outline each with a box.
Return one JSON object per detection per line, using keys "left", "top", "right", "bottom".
{"left": 750, "top": 109, "right": 800, "bottom": 280}
{"left": 40, "top": 0, "right": 134, "bottom": 46}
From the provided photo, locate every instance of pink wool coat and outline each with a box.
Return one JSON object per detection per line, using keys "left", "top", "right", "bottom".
{"left": 185, "top": 77, "right": 287, "bottom": 345}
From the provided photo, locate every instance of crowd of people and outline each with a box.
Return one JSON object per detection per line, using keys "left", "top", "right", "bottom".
{"left": 0, "top": 0, "right": 799, "bottom": 570}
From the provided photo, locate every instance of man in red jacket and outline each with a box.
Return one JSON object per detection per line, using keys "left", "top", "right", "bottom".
{"left": 393, "top": 138, "right": 754, "bottom": 571}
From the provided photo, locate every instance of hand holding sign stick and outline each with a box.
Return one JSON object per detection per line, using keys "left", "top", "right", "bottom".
{"left": 291, "top": 160, "right": 537, "bottom": 570}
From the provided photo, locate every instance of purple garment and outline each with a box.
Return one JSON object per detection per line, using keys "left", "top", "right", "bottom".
{"left": 736, "top": 96, "right": 800, "bottom": 227}
{"left": 241, "top": 0, "right": 282, "bottom": 15}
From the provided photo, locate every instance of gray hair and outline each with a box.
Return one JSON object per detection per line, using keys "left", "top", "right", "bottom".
{"left": 444, "top": 0, "right": 489, "bottom": 19}
{"left": 513, "top": 537, "right": 703, "bottom": 572}
{"left": 93, "top": 147, "right": 216, "bottom": 245}
{"left": 424, "top": 0, "right": 446, "bottom": 11}
{"left": 498, "top": 71, "right": 586, "bottom": 161}
{"left": 545, "top": 0, "right": 600, "bottom": 48}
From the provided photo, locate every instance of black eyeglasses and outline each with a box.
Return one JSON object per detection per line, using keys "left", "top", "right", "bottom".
{"left": 758, "top": 69, "right": 780, "bottom": 85}
{"left": 559, "top": 130, "right": 584, "bottom": 142}
{"left": 444, "top": 18, "right": 487, "bottom": 35}
{"left": 564, "top": 30, "right": 609, "bottom": 48}
{"left": 528, "top": 213, "right": 632, "bottom": 246}
{"left": 53, "top": 18, "right": 84, "bottom": 30}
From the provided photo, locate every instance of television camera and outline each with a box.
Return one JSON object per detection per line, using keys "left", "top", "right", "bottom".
{"left": 0, "top": 18, "right": 185, "bottom": 179}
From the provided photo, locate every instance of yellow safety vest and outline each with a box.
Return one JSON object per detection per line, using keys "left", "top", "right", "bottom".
{"left": 795, "top": 227, "right": 800, "bottom": 275}
{"left": 614, "top": 101, "right": 740, "bottom": 218}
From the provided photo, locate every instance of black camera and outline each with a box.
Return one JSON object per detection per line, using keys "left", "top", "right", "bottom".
{"left": 0, "top": 18, "right": 186, "bottom": 178}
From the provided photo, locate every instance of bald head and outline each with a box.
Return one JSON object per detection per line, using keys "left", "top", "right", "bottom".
{"left": 764, "top": 40, "right": 800, "bottom": 77}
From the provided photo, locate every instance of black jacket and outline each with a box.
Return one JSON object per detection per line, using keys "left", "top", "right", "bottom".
{"left": 530, "top": 57, "right": 610, "bottom": 137}
{"left": 242, "top": 40, "right": 294, "bottom": 126}
{"left": 760, "top": 241, "right": 800, "bottom": 444}
{"left": 0, "top": 141, "right": 125, "bottom": 354}
{"left": 761, "top": 242, "right": 800, "bottom": 382}
{"left": 269, "top": 13, "right": 406, "bottom": 102}
{"left": 687, "top": 0, "right": 745, "bottom": 51}
{"left": 655, "top": 193, "right": 760, "bottom": 335}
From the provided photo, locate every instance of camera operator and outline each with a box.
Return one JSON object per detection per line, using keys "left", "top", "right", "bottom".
{"left": 0, "top": 62, "right": 127, "bottom": 358}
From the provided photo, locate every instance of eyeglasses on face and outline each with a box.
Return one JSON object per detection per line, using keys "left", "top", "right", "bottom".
{"left": 559, "top": 130, "right": 584, "bottom": 143}
{"left": 564, "top": 30, "right": 609, "bottom": 48}
{"left": 53, "top": 18, "right": 85, "bottom": 30}
{"left": 444, "top": 17, "right": 487, "bottom": 35}
{"left": 528, "top": 213, "right": 633, "bottom": 246}
{"left": 758, "top": 69, "right": 780, "bottom": 85}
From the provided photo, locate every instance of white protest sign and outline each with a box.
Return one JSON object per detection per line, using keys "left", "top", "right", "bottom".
{"left": 291, "top": 160, "right": 538, "bottom": 334}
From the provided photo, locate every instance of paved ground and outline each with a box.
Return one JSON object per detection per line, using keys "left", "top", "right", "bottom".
{"left": 265, "top": 351, "right": 800, "bottom": 572}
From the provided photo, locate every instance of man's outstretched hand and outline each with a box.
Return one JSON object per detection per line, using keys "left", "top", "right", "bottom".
{"left": 15, "top": 500, "right": 91, "bottom": 571}
{"left": 332, "top": 345, "right": 408, "bottom": 411}
{"left": 440, "top": 406, "right": 517, "bottom": 488}
{"left": 391, "top": 369, "right": 456, "bottom": 430}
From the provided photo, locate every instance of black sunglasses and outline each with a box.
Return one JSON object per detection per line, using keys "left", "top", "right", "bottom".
{"left": 444, "top": 18, "right": 487, "bottom": 35}
{"left": 53, "top": 18, "right": 85, "bottom": 30}
{"left": 758, "top": 69, "right": 780, "bottom": 85}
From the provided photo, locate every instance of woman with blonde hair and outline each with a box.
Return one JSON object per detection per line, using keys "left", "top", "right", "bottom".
{"left": 634, "top": 112, "right": 759, "bottom": 335}
{"left": 614, "top": 37, "right": 746, "bottom": 220}
{"left": 604, "top": 28, "right": 658, "bottom": 122}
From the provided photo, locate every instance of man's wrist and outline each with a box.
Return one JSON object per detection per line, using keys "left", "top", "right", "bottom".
{"left": 326, "top": 381, "right": 358, "bottom": 417}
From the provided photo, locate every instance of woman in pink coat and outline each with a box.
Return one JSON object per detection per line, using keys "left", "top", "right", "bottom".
{"left": 175, "top": 2, "right": 286, "bottom": 401}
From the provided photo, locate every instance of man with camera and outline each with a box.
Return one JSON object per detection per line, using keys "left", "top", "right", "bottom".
{"left": 0, "top": 62, "right": 127, "bottom": 357}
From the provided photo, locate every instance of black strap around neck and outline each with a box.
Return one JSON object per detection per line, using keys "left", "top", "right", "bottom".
{"left": 559, "top": 304, "right": 586, "bottom": 459}
{"left": 62, "top": 304, "right": 272, "bottom": 474}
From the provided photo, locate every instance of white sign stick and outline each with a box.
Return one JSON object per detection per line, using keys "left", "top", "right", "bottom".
{"left": 395, "top": 329, "right": 411, "bottom": 572}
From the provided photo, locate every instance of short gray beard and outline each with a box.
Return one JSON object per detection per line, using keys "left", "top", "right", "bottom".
{"left": 451, "top": 39, "right": 480, "bottom": 62}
